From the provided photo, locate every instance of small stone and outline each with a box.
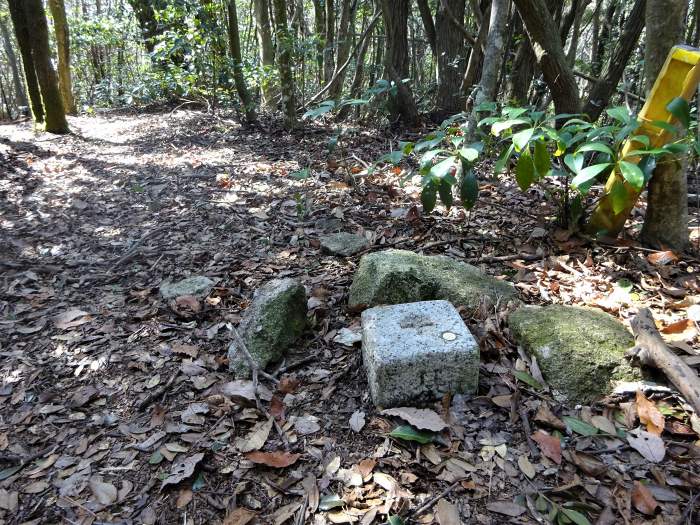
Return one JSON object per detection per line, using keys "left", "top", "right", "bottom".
{"left": 159, "top": 276, "right": 215, "bottom": 300}
{"left": 361, "top": 300, "right": 479, "bottom": 407}
{"left": 349, "top": 249, "right": 516, "bottom": 311}
{"left": 320, "top": 232, "right": 370, "bottom": 256}
{"left": 228, "top": 278, "right": 307, "bottom": 377}
{"left": 509, "top": 305, "right": 640, "bottom": 403}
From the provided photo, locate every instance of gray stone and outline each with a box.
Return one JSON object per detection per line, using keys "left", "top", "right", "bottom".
{"left": 349, "top": 249, "right": 516, "bottom": 310}
{"left": 228, "top": 278, "right": 307, "bottom": 377}
{"left": 320, "top": 232, "right": 370, "bottom": 256}
{"left": 361, "top": 300, "right": 479, "bottom": 407}
{"left": 509, "top": 305, "right": 640, "bottom": 403}
{"left": 160, "top": 276, "right": 215, "bottom": 300}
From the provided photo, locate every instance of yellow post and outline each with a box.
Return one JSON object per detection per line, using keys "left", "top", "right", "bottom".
{"left": 585, "top": 45, "right": 700, "bottom": 237}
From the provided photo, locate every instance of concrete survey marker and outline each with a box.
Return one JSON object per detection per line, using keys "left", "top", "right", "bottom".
{"left": 361, "top": 300, "right": 479, "bottom": 407}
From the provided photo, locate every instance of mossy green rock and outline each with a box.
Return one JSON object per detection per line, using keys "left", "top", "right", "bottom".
{"left": 509, "top": 305, "right": 639, "bottom": 403}
{"left": 228, "top": 278, "right": 307, "bottom": 377}
{"left": 348, "top": 249, "right": 516, "bottom": 310}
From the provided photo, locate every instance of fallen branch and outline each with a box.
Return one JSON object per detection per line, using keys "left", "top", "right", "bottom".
{"left": 628, "top": 308, "right": 700, "bottom": 415}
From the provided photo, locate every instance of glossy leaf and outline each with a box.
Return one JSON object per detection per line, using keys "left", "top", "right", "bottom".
{"left": 666, "top": 97, "right": 691, "bottom": 130}
{"left": 513, "top": 128, "right": 535, "bottom": 151}
{"left": 492, "top": 118, "right": 530, "bottom": 136}
{"left": 606, "top": 106, "right": 632, "bottom": 124}
{"left": 429, "top": 157, "right": 456, "bottom": 179}
{"left": 389, "top": 425, "right": 434, "bottom": 444}
{"left": 564, "top": 153, "right": 584, "bottom": 174}
{"left": 460, "top": 162, "right": 479, "bottom": 210}
{"left": 494, "top": 144, "right": 515, "bottom": 174}
{"left": 421, "top": 181, "right": 437, "bottom": 213}
{"left": 571, "top": 163, "right": 612, "bottom": 189}
{"left": 618, "top": 160, "right": 645, "bottom": 190}
{"left": 438, "top": 179, "right": 454, "bottom": 209}
{"left": 515, "top": 149, "right": 536, "bottom": 191}
{"left": 513, "top": 370, "right": 542, "bottom": 390}
{"left": 562, "top": 416, "right": 598, "bottom": 436}
{"left": 577, "top": 142, "right": 615, "bottom": 157}
{"left": 561, "top": 508, "right": 591, "bottom": 525}
{"left": 609, "top": 180, "right": 628, "bottom": 214}
{"left": 533, "top": 140, "right": 551, "bottom": 177}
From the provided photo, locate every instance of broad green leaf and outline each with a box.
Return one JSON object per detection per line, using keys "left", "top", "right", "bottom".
{"left": 638, "top": 155, "right": 657, "bottom": 183}
{"left": 339, "top": 98, "right": 370, "bottom": 107}
{"left": 302, "top": 101, "right": 335, "bottom": 119}
{"left": 534, "top": 140, "right": 551, "bottom": 177}
{"left": 0, "top": 465, "right": 22, "bottom": 481}
{"left": 458, "top": 146, "right": 481, "bottom": 162}
{"left": 649, "top": 120, "right": 678, "bottom": 134}
{"left": 438, "top": 179, "right": 454, "bottom": 209}
{"left": 561, "top": 508, "right": 591, "bottom": 525}
{"left": 419, "top": 149, "right": 443, "bottom": 169}
{"left": 577, "top": 142, "right": 615, "bottom": 157}
{"left": 149, "top": 450, "right": 164, "bottom": 464}
{"left": 666, "top": 97, "right": 691, "bottom": 130}
{"left": 460, "top": 162, "right": 479, "bottom": 210}
{"left": 503, "top": 106, "right": 529, "bottom": 119}
{"left": 629, "top": 135, "right": 650, "bottom": 148}
{"left": 610, "top": 180, "right": 628, "bottom": 214}
{"left": 513, "top": 370, "right": 542, "bottom": 390}
{"left": 618, "top": 160, "right": 644, "bottom": 190}
{"left": 415, "top": 132, "right": 446, "bottom": 152}
{"left": 564, "top": 153, "right": 584, "bottom": 174}
{"left": 562, "top": 416, "right": 598, "bottom": 436}
{"left": 515, "top": 149, "right": 536, "bottom": 191}
{"left": 389, "top": 425, "right": 434, "bottom": 444}
{"left": 290, "top": 168, "right": 310, "bottom": 180}
{"left": 606, "top": 106, "right": 632, "bottom": 124}
{"left": 571, "top": 163, "right": 612, "bottom": 189}
{"left": 429, "top": 157, "right": 456, "bottom": 179}
{"left": 663, "top": 143, "right": 690, "bottom": 155}
{"left": 494, "top": 144, "right": 515, "bottom": 174}
{"left": 399, "top": 141, "right": 415, "bottom": 155}
{"left": 625, "top": 148, "right": 667, "bottom": 156}
{"left": 513, "top": 128, "right": 535, "bottom": 151}
{"left": 319, "top": 495, "right": 345, "bottom": 511}
{"left": 492, "top": 118, "right": 530, "bottom": 136}
{"left": 421, "top": 182, "right": 437, "bottom": 213}
{"left": 381, "top": 151, "right": 404, "bottom": 165}
{"left": 388, "top": 516, "right": 406, "bottom": 525}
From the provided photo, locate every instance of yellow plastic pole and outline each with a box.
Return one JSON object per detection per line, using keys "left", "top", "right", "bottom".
{"left": 585, "top": 45, "right": 700, "bottom": 237}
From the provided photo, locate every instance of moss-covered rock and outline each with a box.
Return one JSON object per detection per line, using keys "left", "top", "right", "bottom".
{"left": 228, "top": 278, "right": 307, "bottom": 377}
{"left": 509, "top": 305, "right": 639, "bottom": 403}
{"left": 348, "top": 249, "right": 516, "bottom": 310}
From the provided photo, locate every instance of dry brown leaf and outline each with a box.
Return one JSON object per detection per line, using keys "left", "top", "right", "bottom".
{"left": 531, "top": 430, "right": 562, "bottom": 464}
{"left": 590, "top": 415, "right": 616, "bottom": 435}
{"left": 176, "top": 488, "right": 193, "bottom": 508}
{"left": 569, "top": 451, "right": 606, "bottom": 476}
{"left": 234, "top": 418, "right": 273, "bottom": 453}
{"left": 161, "top": 453, "right": 205, "bottom": 489}
{"left": 647, "top": 251, "right": 678, "bottom": 266}
{"left": 435, "top": 498, "right": 460, "bottom": 524}
{"left": 53, "top": 309, "right": 92, "bottom": 329}
{"left": 222, "top": 507, "right": 256, "bottom": 525}
{"left": 631, "top": 481, "right": 660, "bottom": 515}
{"left": 357, "top": 458, "right": 376, "bottom": 479}
{"left": 636, "top": 391, "right": 664, "bottom": 436}
{"left": 245, "top": 451, "right": 300, "bottom": 468}
{"left": 171, "top": 342, "right": 199, "bottom": 358}
{"left": 627, "top": 429, "right": 665, "bottom": 463}
{"left": 518, "top": 455, "right": 536, "bottom": 479}
{"left": 533, "top": 403, "right": 566, "bottom": 430}
{"left": 89, "top": 477, "right": 118, "bottom": 505}
{"left": 0, "top": 489, "right": 18, "bottom": 511}
{"left": 380, "top": 407, "right": 447, "bottom": 432}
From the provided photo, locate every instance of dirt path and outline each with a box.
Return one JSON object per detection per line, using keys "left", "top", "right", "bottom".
{"left": 0, "top": 111, "right": 698, "bottom": 524}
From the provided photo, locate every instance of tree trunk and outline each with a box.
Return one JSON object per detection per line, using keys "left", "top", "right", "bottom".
{"left": 506, "top": 23, "right": 535, "bottom": 104}
{"left": 416, "top": 0, "right": 437, "bottom": 55}
{"left": 467, "top": 0, "right": 509, "bottom": 137}
{"left": 48, "top": 0, "right": 76, "bottom": 114}
{"left": 127, "top": 0, "right": 160, "bottom": 54}
{"left": 253, "top": 0, "right": 277, "bottom": 110}
{"left": 7, "top": 0, "right": 44, "bottom": 123}
{"left": 435, "top": 0, "right": 467, "bottom": 115}
{"left": 328, "top": 0, "right": 357, "bottom": 99}
{"left": 641, "top": 0, "right": 689, "bottom": 250}
{"left": 582, "top": 0, "right": 646, "bottom": 121}
{"left": 337, "top": 14, "right": 376, "bottom": 120}
{"left": 311, "top": 0, "right": 325, "bottom": 83}
{"left": 0, "top": 18, "right": 27, "bottom": 108}
{"left": 461, "top": 2, "right": 490, "bottom": 93}
{"left": 324, "top": 0, "right": 336, "bottom": 84}
{"left": 512, "top": 0, "right": 581, "bottom": 115}
{"left": 271, "top": 0, "right": 297, "bottom": 129}
{"left": 380, "top": 0, "right": 418, "bottom": 125}
{"left": 227, "top": 0, "right": 256, "bottom": 123}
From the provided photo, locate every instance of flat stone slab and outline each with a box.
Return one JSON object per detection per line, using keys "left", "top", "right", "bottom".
{"left": 361, "top": 300, "right": 479, "bottom": 407}
{"left": 509, "top": 305, "right": 639, "bottom": 403}
{"left": 160, "top": 276, "right": 215, "bottom": 300}
{"left": 320, "top": 232, "right": 370, "bottom": 256}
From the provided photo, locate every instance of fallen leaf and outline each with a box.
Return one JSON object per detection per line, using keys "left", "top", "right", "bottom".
{"left": 294, "top": 415, "right": 320, "bottom": 435}
{"left": 271, "top": 502, "right": 302, "bottom": 525}
{"left": 0, "top": 489, "right": 18, "bottom": 511}
{"left": 590, "top": 415, "right": 617, "bottom": 435}
{"left": 486, "top": 500, "right": 527, "bottom": 517}
{"left": 533, "top": 403, "right": 566, "bottom": 430}
{"left": 631, "top": 481, "right": 660, "bottom": 515}
{"left": 161, "top": 453, "right": 205, "bottom": 489}
{"left": 234, "top": 418, "right": 273, "bottom": 453}
{"left": 518, "top": 455, "right": 536, "bottom": 479}
{"left": 436, "top": 498, "right": 460, "bottom": 524}
{"left": 53, "top": 309, "right": 92, "bottom": 329}
{"left": 22, "top": 481, "right": 48, "bottom": 494}
{"left": 531, "top": 430, "right": 562, "bottom": 464}
{"left": 222, "top": 507, "right": 256, "bottom": 525}
{"left": 381, "top": 407, "right": 447, "bottom": 432}
{"left": 278, "top": 375, "right": 300, "bottom": 394}
{"left": 89, "top": 477, "right": 118, "bottom": 505}
{"left": 636, "top": 391, "right": 665, "bottom": 436}
{"left": 245, "top": 451, "right": 300, "bottom": 468}
{"left": 349, "top": 411, "right": 366, "bottom": 433}
{"left": 647, "top": 251, "right": 678, "bottom": 266}
{"left": 176, "top": 488, "right": 193, "bottom": 508}
{"left": 171, "top": 342, "right": 199, "bottom": 358}
{"left": 181, "top": 403, "right": 209, "bottom": 425}
{"left": 68, "top": 385, "right": 98, "bottom": 408}
{"left": 333, "top": 327, "right": 362, "bottom": 346}
{"left": 627, "top": 429, "right": 665, "bottom": 463}
{"left": 357, "top": 458, "right": 376, "bottom": 479}
{"left": 569, "top": 451, "right": 606, "bottom": 476}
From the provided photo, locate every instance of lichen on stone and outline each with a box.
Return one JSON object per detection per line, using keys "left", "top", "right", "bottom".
{"left": 509, "top": 305, "right": 640, "bottom": 403}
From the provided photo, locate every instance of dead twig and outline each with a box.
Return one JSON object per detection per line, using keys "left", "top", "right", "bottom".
{"left": 137, "top": 370, "right": 179, "bottom": 411}
{"left": 410, "top": 480, "right": 463, "bottom": 520}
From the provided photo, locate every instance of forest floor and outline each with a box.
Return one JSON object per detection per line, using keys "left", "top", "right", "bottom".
{"left": 0, "top": 109, "right": 699, "bottom": 525}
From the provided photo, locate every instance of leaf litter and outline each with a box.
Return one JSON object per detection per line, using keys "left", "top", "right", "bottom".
{"left": 0, "top": 111, "right": 698, "bottom": 524}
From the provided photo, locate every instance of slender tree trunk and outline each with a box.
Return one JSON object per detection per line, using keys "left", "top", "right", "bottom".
{"left": 641, "top": 0, "right": 689, "bottom": 250}
{"left": 7, "top": 0, "right": 44, "bottom": 123}
{"left": 461, "top": 2, "right": 490, "bottom": 93}
{"left": 328, "top": 0, "right": 356, "bottom": 99}
{"left": 324, "top": 0, "right": 336, "bottom": 83}
{"left": 227, "top": 0, "right": 256, "bottom": 123}
{"left": 0, "top": 19, "right": 27, "bottom": 108}
{"left": 512, "top": 0, "right": 581, "bottom": 115}
{"left": 48, "top": 0, "right": 75, "bottom": 114}
{"left": 416, "top": 0, "right": 437, "bottom": 55}
{"left": 337, "top": 14, "right": 376, "bottom": 120}
{"left": 253, "top": 0, "right": 277, "bottom": 110}
{"left": 379, "top": 0, "right": 419, "bottom": 125}
{"left": 594, "top": 0, "right": 618, "bottom": 77}
{"left": 271, "top": 0, "right": 296, "bottom": 128}
{"left": 435, "top": 0, "right": 467, "bottom": 115}
{"left": 467, "top": 0, "right": 509, "bottom": 137}
{"left": 506, "top": 21, "right": 535, "bottom": 104}
{"left": 312, "top": 0, "right": 325, "bottom": 84}
{"left": 582, "top": 0, "right": 646, "bottom": 121}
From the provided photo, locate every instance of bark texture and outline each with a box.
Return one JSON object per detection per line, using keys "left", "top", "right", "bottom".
{"left": 435, "top": 0, "right": 467, "bottom": 114}
{"left": 641, "top": 0, "right": 689, "bottom": 250}
{"left": 0, "top": 18, "right": 27, "bottom": 107}
{"left": 271, "top": 0, "right": 297, "bottom": 128}
{"left": 7, "top": 0, "right": 44, "bottom": 122}
{"left": 48, "top": 0, "right": 76, "bottom": 114}
{"left": 227, "top": 0, "right": 256, "bottom": 123}
{"left": 253, "top": 0, "right": 277, "bottom": 110}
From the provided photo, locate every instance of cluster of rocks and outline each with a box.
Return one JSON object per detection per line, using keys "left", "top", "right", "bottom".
{"left": 161, "top": 241, "right": 638, "bottom": 409}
